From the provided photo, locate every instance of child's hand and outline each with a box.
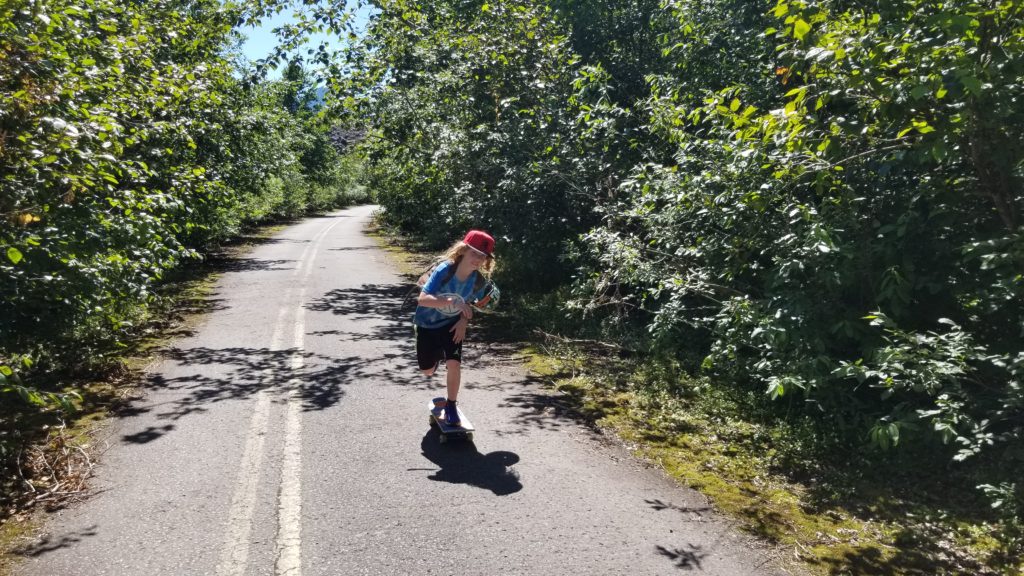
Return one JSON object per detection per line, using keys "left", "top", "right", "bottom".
{"left": 458, "top": 301, "right": 474, "bottom": 320}
{"left": 450, "top": 317, "right": 468, "bottom": 343}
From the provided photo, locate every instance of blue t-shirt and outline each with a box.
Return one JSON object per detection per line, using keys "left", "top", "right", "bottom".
{"left": 414, "top": 261, "right": 488, "bottom": 329}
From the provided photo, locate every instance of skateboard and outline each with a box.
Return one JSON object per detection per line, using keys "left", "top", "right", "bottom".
{"left": 428, "top": 397, "right": 475, "bottom": 443}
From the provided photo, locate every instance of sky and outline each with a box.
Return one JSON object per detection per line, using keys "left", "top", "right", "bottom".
{"left": 237, "top": 4, "right": 372, "bottom": 76}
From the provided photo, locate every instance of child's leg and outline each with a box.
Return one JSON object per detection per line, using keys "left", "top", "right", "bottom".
{"left": 445, "top": 360, "right": 461, "bottom": 401}
{"left": 416, "top": 325, "right": 443, "bottom": 376}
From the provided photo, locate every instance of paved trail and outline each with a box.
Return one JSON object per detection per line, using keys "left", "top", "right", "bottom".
{"left": 16, "top": 206, "right": 784, "bottom": 575}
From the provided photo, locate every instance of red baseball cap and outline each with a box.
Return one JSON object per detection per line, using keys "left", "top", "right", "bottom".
{"left": 463, "top": 229, "right": 495, "bottom": 256}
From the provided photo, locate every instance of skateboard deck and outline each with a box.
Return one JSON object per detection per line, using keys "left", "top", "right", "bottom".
{"left": 428, "top": 397, "right": 475, "bottom": 443}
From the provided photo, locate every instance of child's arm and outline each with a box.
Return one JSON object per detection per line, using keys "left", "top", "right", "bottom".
{"left": 449, "top": 315, "right": 469, "bottom": 344}
{"left": 417, "top": 261, "right": 473, "bottom": 318}
{"left": 417, "top": 292, "right": 473, "bottom": 319}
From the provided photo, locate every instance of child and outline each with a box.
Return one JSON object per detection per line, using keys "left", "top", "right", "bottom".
{"left": 414, "top": 229, "right": 496, "bottom": 426}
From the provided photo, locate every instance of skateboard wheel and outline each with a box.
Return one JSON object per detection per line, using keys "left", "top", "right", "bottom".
{"left": 429, "top": 416, "right": 438, "bottom": 428}
{"left": 466, "top": 432, "right": 474, "bottom": 442}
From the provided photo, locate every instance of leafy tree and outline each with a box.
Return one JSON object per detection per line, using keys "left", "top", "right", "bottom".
{"left": 353, "top": 0, "right": 595, "bottom": 287}
{"left": 572, "top": 0, "right": 1023, "bottom": 524}
{"left": 0, "top": 0, "right": 365, "bottom": 408}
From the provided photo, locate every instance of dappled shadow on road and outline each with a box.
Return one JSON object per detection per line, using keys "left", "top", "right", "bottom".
{"left": 12, "top": 525, "right": 98, "bottom": 558}
{"left": 307, "top": 283, "right": 408, "bottom": 317}
{"left": 648, "top": 499, "right": 718, "bottom": 572}
{"left": 417, "top": 430, "right": 522, "bottom": 495}
{"left": 488, "top": 383, "right": 618, "bottom": 439}
{"left": 648, "top": 498, "right": 712, "bottom": 521}
{"left": 122, "top": 424, "right": 176, "bottom": 444}
{"left": 656, "top": 544, "right": 709, "bottom": 570}
{"left": 213, "top": 258, "right": 297, "bottom": 273}
{"left": 117, "top": 346, "right": 406, "bottom": 444}
{"left": 115, "top": 281, "right": 431, "bottom": 444}
{"left": 306, "top": 283, "right": 412, "bottom": 343}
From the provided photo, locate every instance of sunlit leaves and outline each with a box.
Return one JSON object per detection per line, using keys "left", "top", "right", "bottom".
{"left": 792, "top": 18, "right": 811, "bottom": 40}
{"left": 6, "top": 248, "right": 24, "bottom": 264}
{"left": 1, "top": 0, "right": 361, "bottom": 414}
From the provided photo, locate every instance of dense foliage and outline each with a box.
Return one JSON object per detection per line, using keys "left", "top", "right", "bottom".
{"left": 597, "top": 0, "right": 1024, "bottom": 486}
{"left": 582, "top": 0, "right": 1024, "bottom": 459}
{"left": 347, "top": 0, "right": 592, "bottom": 288}
{"left": 356, "top": 0, "right": 1022, "bottom": 454}
{"left": 1, "top": 0, "right": 364, "bottom": 473}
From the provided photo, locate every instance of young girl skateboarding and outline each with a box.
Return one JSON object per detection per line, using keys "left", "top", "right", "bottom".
{"left": 414, "top": 229, "right": 496, "bottom": 426}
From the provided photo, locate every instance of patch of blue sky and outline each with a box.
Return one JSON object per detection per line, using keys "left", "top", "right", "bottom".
{"left": 237, "top": 3, "right": 372, "bottom": 78}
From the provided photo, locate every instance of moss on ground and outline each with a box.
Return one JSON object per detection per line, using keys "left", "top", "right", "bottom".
{"left": 520, "top": 344, "right": 1017, "bottom": 575}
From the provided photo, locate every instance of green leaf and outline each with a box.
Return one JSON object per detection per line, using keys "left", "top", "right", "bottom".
{"left": 793, "top": 19, "right": 810, "bottom": 40}
{"left": 912, "top": 119, "right": 935, "bottom": 134}
{"left": 7, "top": 247, "right": 23, "bottom": 264}
{"left": 887, "top": 423, "right": 900, "bottom": 446}
{"left": 960, "top": 75, "right": 982, "bottom": 94}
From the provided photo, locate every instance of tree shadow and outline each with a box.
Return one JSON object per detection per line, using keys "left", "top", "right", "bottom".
{"left": 487, "top": 367, "right": 646, "bottom": 440}
{"left": 307, "top": 283, "right": 409, "bottom": 317}
{"left": 12, "top": 526, "right": 99, "bottom": 558}
{"left": 115, "top": 281, "right": 425, "bottom": 444}
{"left": 803, "top": 544, "right": 943, "bottom": 576}
{"left": 214, "top": 258, "right": 297, "bottom": 273}
{"left": 647, "top": 498, "right": 712, "bottom": 521}
{"left": 648, "top": 498, "right": 714, "bottom": 571}
{"left": 122, "top": 424, "right": 176, "bottom": 444}
{"left": 656, "top": 544, "right": 709, "bottom": 570}
{"left": 416, "top": 430, "right": 523, "bottom": 496}
{"left": 306, "top": 283, "right": 413, "bottom": 343}
{"left": 118, "top": 346, "right": 410, "bottom": 444}
{"left": 490, "top": 388, "right": 589, "bottom": 437}
{"left": 772, "top": 442, "right": 1016, "bottom": 575}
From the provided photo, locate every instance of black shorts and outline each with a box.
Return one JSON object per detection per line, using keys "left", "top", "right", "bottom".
{"left": 415, "top": 319, "right": 463, "bottom": 370}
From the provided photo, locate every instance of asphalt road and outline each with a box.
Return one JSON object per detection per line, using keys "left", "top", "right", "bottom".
{"left": 15, "top": 206, "right": 785, "bottom": 576}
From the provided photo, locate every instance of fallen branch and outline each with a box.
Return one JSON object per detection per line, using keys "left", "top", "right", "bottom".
{"left": 532, "top": 328, "right": 625, "bottom": 351}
